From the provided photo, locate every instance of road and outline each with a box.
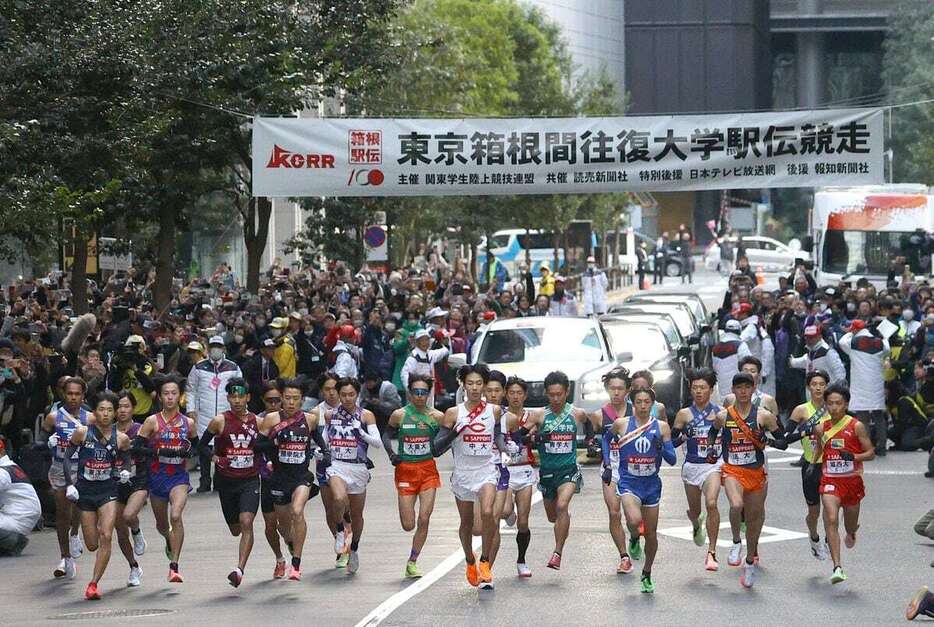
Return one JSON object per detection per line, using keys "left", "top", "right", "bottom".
{"left": 6, "top": 269, "right": 932, "bottom": 626}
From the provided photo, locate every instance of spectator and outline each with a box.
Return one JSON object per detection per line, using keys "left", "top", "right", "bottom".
{"left": 0, "top": 437, "right": 40, "bottom": 556}
{"left": 242, "top": 338, "right": 279, "bottom": 414}
{"left": 838, "top": 319, "right": 891, "bottom": 456}
{"left": 548, "top": 276, "right": 578, "bottom": 316}
{"left": 269, "top": 317, "right": 296, "bottom": 378}
{"left": 400, "top": 328, "right": 450, "bottom": 408}
{"left": 581, "top": 256, "right": 608, "bottom": 316}
{"left": 360, "top": 369, "right": 402, "bottom": 431}
{"left": 789, "top": 325, "right": 847, "bottom": 385}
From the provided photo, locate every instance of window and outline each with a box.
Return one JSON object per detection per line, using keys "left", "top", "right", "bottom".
{"left": 477, "top": 321, "right": 605, "bottom": 364}
{"left": 489, "top": 234, "right": 511, "bottom": 250}
{"left": 604, "top": 324, "right": 668, "bottom": 363}
{"left": 822, "top": 230, "right": 911, "bottom": 276}
{"left": 518, "top": 232, "right": 554, "bottom": 250}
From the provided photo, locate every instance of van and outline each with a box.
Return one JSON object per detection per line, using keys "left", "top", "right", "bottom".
{"left": 477, "top": 229, "right": 564, "bottom": 278}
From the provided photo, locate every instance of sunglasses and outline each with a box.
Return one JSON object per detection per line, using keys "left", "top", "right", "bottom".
{"left": 264, "top": 396, "right": 282, "bottom": 403}
{"left": 410, "top": 388, "right": 430, "bottom": 397}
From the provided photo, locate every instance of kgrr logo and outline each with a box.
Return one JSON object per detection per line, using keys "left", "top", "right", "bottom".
{"left": 266, "top": 144, "right": 335, "bottom": 169}
{"left": 347, "top": 168, "right": 384, "bottom": 187}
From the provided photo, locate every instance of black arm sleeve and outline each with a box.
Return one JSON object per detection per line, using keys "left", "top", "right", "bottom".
{"left": 670, "top": 426, "right": 685, "bottom": 448}
{"left": 784, "top": 417, "right": 801, "bottom": 436}
{"left": 706, "top": 425, "right": 720, "bottom": 448}
{"left": 62, "top": 444, "right": 78, "bottom": 486}
{"left": 768, "top": 428, "right": 793, "bottom": 450}
{"left": 494, "top": 420, "right": 506, "bottom": 456}
{"left": 583, "top": 418, "right": 595, "bottom": 442}
{"left": 382, "top": 424, "right": 399, "bottom": 461}
{"left": 130, "top": 435, "right": 153, "bottom": 457}
{"left": 431, "top": 426, "right": 459, "bottom": 457}
{"left": 197, "top": 430, "right": 215, "bottom": 458}
{"left": 255, "top": 433, "right": 275, "bottom": 454}
{"left": 311, "top": 428, "right": 331, "bottom": 466}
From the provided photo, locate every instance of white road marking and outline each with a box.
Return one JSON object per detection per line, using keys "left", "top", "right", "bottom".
{"left": 659, "top": 523, "right": 808, "bottom": 548}
{"left": 355, "top": 490, "right": 544, "bottom": 627}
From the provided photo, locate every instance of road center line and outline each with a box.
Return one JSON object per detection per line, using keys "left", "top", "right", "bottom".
{"left": 355, "top": 490, "right": 545, "bottom": 627}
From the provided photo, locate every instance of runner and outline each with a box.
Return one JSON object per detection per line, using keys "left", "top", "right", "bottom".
{"left": 314, "top": 372, "right": 351, "bottom": 569}
{"left": 484, "top": 370, "right": 510, "bottom": 568}
{"left": 722, "top": 356, "right": 780, "bottom": 415}
{"left": 432, "top": 364, "right": 504, "bottom": 590}
{"left": 197, "top": 377, "right": 261, "bottom": 587}
{"left": 630, "top": 370, "right": 668, "bottom": 419}
{"left": 40, "top": 376, "right": 90, "bottom": 579}
{"left": 671, "top": 368, "right": 723, "bottom": 571}
{"left": 589, "top": 367, "right": 633, "bottom": 575}
{"left": 135, "top": 376, "right": 197, "bottom": 583}
{"left": 786, "top": 369, "right": 832, "bottom": 561}
{"left": 113, "top": 391, "right": 148, "bottom": 588}
{"left": 502, "top": 376, "right": 538, "bottom": 578}
{"left": 515, "top": 371, "right": 589, "bottom": 571}
{"left": 907, "top": 586, "right": 934, "bottom": 620}
{"left": 605, "top": 387, "right": 676, "bottom": 593}
{"left": 382, "top": 374, "right": 443, "bottom": 579}
{"left": 257, "top": 382, "right": 287, "bottom": 579}
{"left": 324, "top": 378, "right": 382, "bottom": 574}
{"left": 811, "top": 382, "right": 875, "bottom": 584}
{"left": 259, "top": 378, "right": 330, "bottom": 581}
{"left": 705, "top": 372, "right": 799, "bottom": 589}
{"left": 62, "top": 392, "right": 131, "bottom": 600}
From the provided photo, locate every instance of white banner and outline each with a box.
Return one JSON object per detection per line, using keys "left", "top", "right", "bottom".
{"left": 252, "top": 108, "right": 884, "bottom": 197}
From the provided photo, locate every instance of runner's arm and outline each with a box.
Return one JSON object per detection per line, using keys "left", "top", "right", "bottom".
{"left": 658, "top": 422, "right": 677, "bottom": 465}
{"left": 670, "top": 409, "right": 691, "bottom": 447}
{"left": 851, "top": 421, "right": 876, "bottom": 462}
{"left": 311, "top": 427, "right": 331, "bottom": 467}
{"left": 197, "top": 415, "right": 222, "bottom": 457}
{"left": 60, "top": 427, "right": 85, "bottom": 487}
{"left": 494, "top": 417, "right": 506, "bottom": 456}
{"left": 431, "top": 407, "right": 459, "bottom": 456}
{"left": 355, "top": 410, "right": 382, "bottom": 448}
{"left": 382, "top": 409, "right": 403, "bottom": 463}
{"left": 761, "top": 411, "right": 796, "bottom": 449}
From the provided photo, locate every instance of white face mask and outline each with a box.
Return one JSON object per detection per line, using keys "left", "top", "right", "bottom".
{"left": 209, "top": 347, "right": 224, "bottom": 361}
{"left": 271, "top": 328, "right": 282, "bottom": 338}
{"left": 903, "top": 310, "right": 915, "bottom": 321}
{"left": 233, "top": 334, "right": 244, "bottom": 343}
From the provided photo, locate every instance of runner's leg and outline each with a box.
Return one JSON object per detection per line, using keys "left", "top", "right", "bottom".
{"left": 91, "top": 502, "right": 117, "bottom": 584}
{"left": 167, "top": 484, "right": 189, "bottom": 562}
{"left": 723, "top": 477, "right": 745, "bottom": 544}
{"left": 821, "top": 493, "right": 843, "bottom": 567}
{"left": 411, "top": 489, "right": 437, "bottom": 559}
{"left": 477, "top": 484, "right": 496, "bottom": 561}
{"left": 237, "top": 511, "right": 255, "bottom": 571}
{"left": 551, "top": 482, "right": 576, "bottom": 555}
{"left": 743, "top": 488, "right": 766, "bottom": 560}
{"left": 348, "top": 492, "right": 366, "bottom": 552}
{"left": 515, "top": 485, "right": 533, "bottom": 564}
{"left": 53, "top": 489, "right": 72, "bottom": 558}
{"left": 702, "top": 474, "right": 722, "bottom": 551}
{"left": 641, "top": 504, "right": 660, "bottom": 572}
{"left": 455, "top": 498, "right": 476, "bottom": 562}
{"left": 603, "top": 482, "right": 627, "bottom": 556}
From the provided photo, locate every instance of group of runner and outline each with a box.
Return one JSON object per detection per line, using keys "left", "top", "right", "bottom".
{"left": 43, "top": 354, "right": 875, "bottom": 600}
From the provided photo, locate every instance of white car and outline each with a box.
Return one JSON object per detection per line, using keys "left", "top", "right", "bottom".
{"left": 704, "top": 235, "right": 809, "bottom": 273}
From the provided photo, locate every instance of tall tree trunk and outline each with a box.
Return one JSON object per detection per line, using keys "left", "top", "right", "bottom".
{"left": 153, "top": 203, "right": 176, "bottom": 311}
{"left": 70, "top": 231, "right": 89, "bottom": 315}
{"left": 552, "top": 230, "right": 560, "bottom": 273}
{"left": 244, "top": 196, "right": 272, "bottom": 294}
{"left": 484, "top": 229, "right": 494, "bottom": 289}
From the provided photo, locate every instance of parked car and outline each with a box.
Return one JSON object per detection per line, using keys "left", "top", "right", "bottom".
{"left": 600, "top": 317, "right": 690, "bottom": 415}
{"left": 704, "top": 235, "right": 808, "bottom": 273}
{"left": 607, "top": 303, "right": 706, "bottom": 367}
{"left": 622, "top": 292, "right": 716, "bottom": 358}
{"left": 605, "top": 230, "right": 685, "bottom": 277}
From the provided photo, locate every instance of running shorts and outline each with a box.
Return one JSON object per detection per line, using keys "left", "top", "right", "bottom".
{"left": 537, "top": 465, "right": 582, "bottom": 501}
{"left": 394, "top": 459, "right": 441, "bottom": 496}
{"left": 76, "top": 485, "right": 118, "bottom": 512}
{"left": 149, "top": 469, "right": 192, "bottom": 500}
{"left": 617, "top": 474, "right": 662, "bottom": 507}
{"left": 117, "top": 477, "right": 148, "bottom": 505}
{"left": 215, "top": 475, "right": 260, "bottom": 525}
{"left": 682, "top": 460, "right": 722, "bottom": 489}
{"left": 507, "top": 465, "right": 538, "bottom": 492}
{"left": 48, "top": 462, "right": 77, "bottom": 491}
{"left": 496, "top": 464, "right": 510, "bottom": 492}
{"left": 450, "top": 464, "right": 499, "bottom": 502}
{"left": 721, "top": 464, "right": 767, "bottom": 493}
{"left": 326, "top": 461, "right": 371, "bottom": 495}
{"left": 819, "top": 475, "right": 865, "bottom": 508}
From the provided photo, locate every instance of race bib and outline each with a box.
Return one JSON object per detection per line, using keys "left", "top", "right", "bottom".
{"left": 229, "top": 452, "right": 254, "bottom": 469}
{"left": 278, "top": 442, "right": 306, "bottom": 465}
{"left": 83, "top": 459, "right": 112, "bottom": 481}
{"left": 331, "top": 437, "right": 359, "bottom": 461}
{"left": 402, "top": 435, "right": 431, "bottom": 457}
{"left": 544, "top": 432, "right": 574, "bottom": 455}
{"left": 627, "top": 455, "right": 656, "bottom": 477}
{"left": 463, "top": 433, "right": 492, "bottom": 456}
{"left": 728, "top": 445, "right": 756, "bottom": 466}
{"left": 825, "top": 458, "right": 854, "bottom": 475}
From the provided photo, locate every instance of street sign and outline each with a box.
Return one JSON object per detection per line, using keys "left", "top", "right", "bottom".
{"left": 364, "top": 225, "right": 388, "bottom": 262}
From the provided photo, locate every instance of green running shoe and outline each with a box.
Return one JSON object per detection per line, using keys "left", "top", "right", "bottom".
{"left": 693, "top": 512, "right": 707, "bottom": 547}
{"left": 336, "top": 552, "right": 350, "bottom": 569}
{"left": 640, "top": 573, "right": 655, "bottom": 593}
{"left": 405, "top": 560, "right": 422, "bottom": 579}
{"left": 831, "top": 566, "right": 847, "bottom": 585}
{"left": 628, "top": 536, "right": 643, "bottom": 561}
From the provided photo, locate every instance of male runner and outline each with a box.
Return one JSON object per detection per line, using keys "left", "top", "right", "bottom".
{"left": 114, "top": 392, "right": 147, "bottom": 587}
{"left": 40, "top": 376, "right": 90, "bottom": 579}
{"left": 432, "top": 364, "right": 504, "bottom": 590}
{"left": 63, "top": 392, "right": 131, "bottom": 600}
{"left": 259, "top": 378, "right": 330, "bottom": 581}
{"left": 136, "top": 376, "right": 197, "bottom": 583}
{"left": 605, "top": 387, "right": 676, "bottom": 593}
{"left": 630, "top": 371, "right": 668, "bottom": 418}
{"left": 314, "top": 372, "right": 351, "bottom": 569}
{"left": 257, "top": 382, "right": 288, "bottom": 579}
{"left": 811, "top": 381, "right": 875, "bottom": 584}
{"left": 502, "top": 376, "right": 538, "bottom": 578}
{"left": 706, "top": 372, "right": 799, "bottom": 588}
{"left": 382, "top": 374, "right": 443, "bottom": 579}
{"left": 671, "top": 368, "right": 723, "bottom": 571}
{"left": 516, "top": 371, "right": 589, "bottom": 571}
{"left": 324, "top": 378, "right": 382, "bottom": 574}
{"left": 197, "top": 377, "right": 261, "bottom": 587}
{"left": 589, "top": 367, "right": 633, "bottom": 575}
{"left": 786, "top": 369, "right": 832, "bottom": 561}
{"left": 484, "top": 370, "right": 510, "bottom": 568}
{"left": 722, "top": 356, "right": 779, "bottom": 415}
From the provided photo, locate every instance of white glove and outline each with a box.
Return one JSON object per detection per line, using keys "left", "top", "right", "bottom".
{"left": 312, "top": 448, "right": 324, "bottom": 461}
{"left": 118, "top": 470, "right": 131, "bottom": 484}
{"left": 65, "top": 485, "right": 79, "bottom": 502}
{"left": 505, "top": 440, "right": 520, "bottom": 456}
{"left": 349, "top": 418, "right": 363, "bottom": 434}
{"left": 47, "top": 433, "right": 60, "bottom": 450}
{"left": 454, "top": 414, "right": 472, "bottom": 433}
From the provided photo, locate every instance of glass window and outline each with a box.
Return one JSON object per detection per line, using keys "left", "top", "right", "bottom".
{"left": 477, "top": 321, "right": 605, "bottom": 364}
{"left": 518, "top": 232, "right": 554, "bottom": 250}
{"left": 489, "top": 234, "right": 511, "bottom": 250}
{"left": 822, "top": 230, "right": 911, "bottom": 276}
{"left": 603, "top": 324, "right": 668, "bottom": 363}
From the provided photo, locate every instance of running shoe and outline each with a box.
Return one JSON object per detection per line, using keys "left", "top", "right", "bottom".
{"left": 830, "top": 566, "right": 847, "bottom": 585}
{"left": 334, "top": 530, "right": 345, "bottom": 555}
{"left": 728, "top": 541, "right": 743, "bottom": 566}
{"left": 693, "top": 511, "right": 707, "bottom": 547}
{"left": 640, "top": 573, "right": 655, "bottom": 593}
{"left": 505, "top": 511, "right": 517, "bottom": 527}
{"left": 274, "top": 559, "right": 286, "bottom": 579}
{"left": 844, "top": 532, "right": 857, "bottom": 549}
{"left": 54, "top": 558, "right": 67, "bottom": 578}
{"left": 127, "top": 565, "right": 142, "bottom": 587}
{"left": 810, "top": 538, "right": 828, "bottom": 561}
{"left": 132, "top": 529, "right": 147, "bottom": 556}
{"left": 343, "top": 529, "right": 354, "bottom": 554}
{"left": 64, "top": 557, "right": 77, "bottom": 579}
{"left": 405, "top": 560, "right": 422, "bottom": 579}
{"left": 84, "top": 582, "right": 101, "bottom": 601}
{"left": 347, "top": 551, "right": 360, "bottom": 574}
{"left": 907, "top": 586, "right": 931, "bottom": 620}
{"left": 705, "top": 552, "right": 719, "bottom": 572}
{"left": 517, "top": 562, "right": 532, "bottom": 578}
{"left": 227, "top": 569, "right": 242, "bottom": 588}
{"left": 617, "top": 555, "right": 634, "bottom": 575}
{"left": 70, "top": 533, "right": 84, "bottom": 559}
{"left": 740, "top": 561, "right": 756, "bottom": 589}
{"left": 478, "top": 560, "right": 493, "bottom": 589}
{"left": 465, "top": 560, "right": 479, "bottom": 587}
{"left": 168, "top": 568, "right": 184, "bottom": 583}
{"left": 288, "top": 566, "right": 302, "bottom": 581}
{"left": 628, "top": 537, "right": 643, "bottom": 561}
{"left": 336, "top": 553, "right": 349, "bottom": 569}
{"left": 547, "top": 552, "right": 562, "bottom": 570}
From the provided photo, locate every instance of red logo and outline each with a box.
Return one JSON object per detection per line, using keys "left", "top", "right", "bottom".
{"left": 266, "top": 144, "right": 335, "bottom": 169}
{"left": 347, "top": 168, "right": 384, "bottom": 187}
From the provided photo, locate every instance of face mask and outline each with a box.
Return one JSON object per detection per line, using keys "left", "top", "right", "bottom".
{"left": 299, "top": 308, "right": 308, "bottom": 316}
{"left": 233, "top": 334, "right": 244, "bottom": 344}
{"left": 271, "top": 328, "right": 282, "bottom": 338}
{"left": 846, "top": 302, "right": 856, "bottom": 313}
{"left": 903, "top": 310, "right": 915, "bottom": 321}
{"left": 384, "top": 322, "right": 396, "bottom": 333}
{"left": 209, "top": 348, "right": 224, "bottom": 361}
{"left": 256, "top": 319, "right": 266, "bottom": 328}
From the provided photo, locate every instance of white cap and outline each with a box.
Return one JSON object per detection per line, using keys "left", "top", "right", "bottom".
{"left": 208, "top": 335, "right": 225, "bottom": 346}
{"left": 125, "top": 335, "right": 145, "bottom": 346}
{"left": 724, "top": 319, "right": 741, "bottom": 333}
{"left": 187, "top": 341, "right": 204, "bottom": 352}
{"left": 426, "top": 306, "right": 448, "bottom": 319}
{"left": 414, "top": 329, "right": 430, "bottom": 340}
{"left": 586, "top": 255, "right": 596, "bottom": 263}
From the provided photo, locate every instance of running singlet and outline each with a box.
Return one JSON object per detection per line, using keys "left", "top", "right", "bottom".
{"left": 53, "top": 406, "right": 90, "bottom": 463}
{"left": 684, "top": 403, "right": 721, "bottom": 464}
{"left": 720, "top": 406, "right": 765, "bottom": 469}
{"left": 150, "top": 413, "right": 190, "bottom": 474}
{"left": 617, "top": 416, "right": 663, "bottom": 478}
{"left": 398, "top": 405, "right": 438, "bottom": 463}
{"left": 537, "top": 403, "right": 577, "bottom": 472}
{"left": 115, "top": 422, "right": 145, "bottom": 480}
{"left": 800, "top": 402, "right": 829, "bottom": 464}
{"left": 820, "top": 416, "right": 863, "bottom": 478}
{"left": 505, "top": 410, "right": 535, "bottom": 467}
{"left": 270, "top": 411, "right": 311, "bottom": 475}
{"left": 327, "top": 405, "right": 368, "bottom": 464}
{"left": 601, "top": 402, "right": 631, "bottom": 468}
{"left": 451, "top": 401, "right": 496, "bottom": 471}
{"left": 214, "top": 411, "right": 260, "bottom": 479}
{"left": 77, "top": 424, "right": 119, "bottom": 483}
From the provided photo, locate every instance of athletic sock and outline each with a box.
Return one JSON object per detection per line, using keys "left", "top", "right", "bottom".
{"left": 292, "top": 557, "right": 301, "bottom": 569}
{"left": 335, "top": 522, "right": 344, "bottom": 534}
{"left": 480, "top": 554, "right": 489, "bottom": 563}
{"left": 516, "top": 530, "right": 531, "bottom": 563}
{"left": 170, "top": 561, "right": 179, "bottom": 572}
{"left": 132, "top": 528, "right": 141, "bottom": 535}
{"left": 746, "top": 557, "right": 754, "bottom": 565}
{"left": 409, "top": 548, "right": 420, "bottom": 562}
{"left": 130, "top": 561, "right": 138, "bottom": 568}
{"left": 235, "top": 567, "right": 243, "bottom": 576}
{"left": 810, "top": 534, "right": 820, "bottom": 543}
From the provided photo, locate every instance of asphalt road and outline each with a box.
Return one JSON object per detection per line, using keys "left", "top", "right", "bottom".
{"left": 6, "top": 270, "right": 933, "bottom": 626}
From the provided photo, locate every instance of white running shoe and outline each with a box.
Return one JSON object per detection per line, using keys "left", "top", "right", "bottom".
{"left": 53, "top": 558, "right": 67, "bottom": 578}
{"left": 728, "top": 542, "right": 743, "bottom": 566}
{"left": 517, "top": 562, "right": 532, "bottom": 577}
{"left": 64, "top": 557, "right": 77, "bottom": 579}
{"left": 334, "top": 530, "right": 345, "bottom": 555}
{"left": 132, "top": 530, "right": 147, "bottom": 556}
{"left": 740, "top": 561, "right": 756, "bottom": 588}
{"left": 505, "top": 512, "right": 517, "bottom": 527}
{"left": 69, "top": 533, "right": 83, "bottom": 559}
{"left": 127, "top": 565, "right": 142, "bottom": 587}
{"left": 810, "top": 538, "right": 828, "bottom": 561}
{"left": 347, "top": 550, "right": 360, "bottom": 574}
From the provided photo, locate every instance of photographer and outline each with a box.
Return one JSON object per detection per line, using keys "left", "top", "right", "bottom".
{"left": 891, "top": 358, "right": 934, "bottom": 457}
{"left": 106, "top": 335, "right": 156, "bottom": 423}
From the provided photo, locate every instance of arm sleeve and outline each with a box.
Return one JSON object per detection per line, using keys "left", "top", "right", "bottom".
{"left": 130, "top": 435, "right": 153, "bottom": 457}
{"left": 255, "top": 433, "right": 275, "bottom": 453}
{"left": 601, "top": 428, "right": 612, "bottom": 466}
{"left": 311, "top": 427, "right": 330, "bottom": 465}
{"left": 670, "top": 426, "right": 685, "bottom": 448}
{"left": 661, "top": 439, "right": 677, "bottom": 465}
{"left": 358, "top": 423, "right": 383, "bottom": 448}
{"left": 431, "top": 426, "right": 459, "bottom": 457}
{"left": 381, "top": 424, "right": 398, "bottom": 459}
{"left": 61, "top": 445, "right": 78, "bottom": 486}
{"left": 706, "top": 425, "right": 720, "bottom": 448}
{"left": 494, "top": 419, "right": 506, "bottom": 456}
{"left": 768, "top": 428, "right": 793, "bottom": 450}
{"left": 196, "top": 429, "right": 215, "bottom": 458}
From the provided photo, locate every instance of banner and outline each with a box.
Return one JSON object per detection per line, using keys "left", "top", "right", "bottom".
{"left": 252, "top": 108, "right": 884, "bottom": 197}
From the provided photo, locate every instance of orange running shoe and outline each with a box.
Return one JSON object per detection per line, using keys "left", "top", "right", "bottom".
{"left": 465, "top": 560, "right": 479, "bottom": 587}
{"left": 288, "top": 566, "right": 302, "bottom": 581}
{"left": 273, "top": 560, "right": 286, "bottom": 579}
{"left": 168, "top": 568, "right": 184, "bottom": 583}
{"left": 84, "top": 582, "right": 101, "bottom": 601}
{"left": 547, "top": 552, "right": 562, "bottom": 570}
{"left": 478, "top": 560, "right": 493, "bottom": 588}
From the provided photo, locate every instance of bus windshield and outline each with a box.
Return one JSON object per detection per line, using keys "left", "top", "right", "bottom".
{"left": 821, "top": 230, "right": 912, "bottom": 276}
